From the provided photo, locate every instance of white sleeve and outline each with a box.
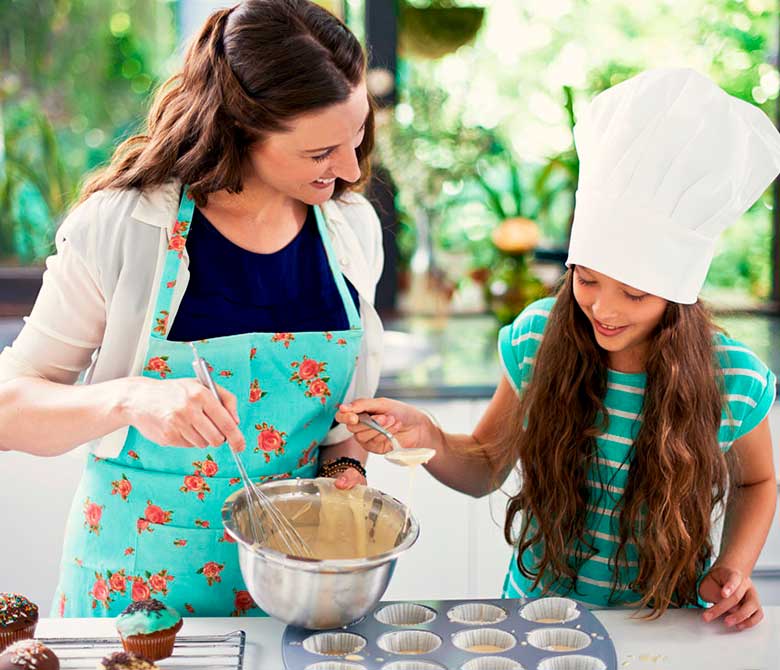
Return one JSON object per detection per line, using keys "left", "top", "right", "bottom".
{"left": 320, "top": 195, "right": 384, "bottom": 445}
{"left": 0, "top": 199, "right": 106, "bottom": 385}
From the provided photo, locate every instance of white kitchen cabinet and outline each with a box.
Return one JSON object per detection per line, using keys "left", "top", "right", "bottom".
{"left": 0, "top": 447, "right": 85, "bottom": 611}
{"left": 369, "top": 399, "right": 513, "bottom": 602}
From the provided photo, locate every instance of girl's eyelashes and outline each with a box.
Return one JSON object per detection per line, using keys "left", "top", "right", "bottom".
{"left": 576, "top": 276, "right": 596, "bottom": 286}
{"left": 576, "top": 274, "right": 645, "bottom": 301}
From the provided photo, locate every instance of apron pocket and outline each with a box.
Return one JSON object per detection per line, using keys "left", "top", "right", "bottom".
{"left": 131, "top": 521, "right": 250, "bottom": 616}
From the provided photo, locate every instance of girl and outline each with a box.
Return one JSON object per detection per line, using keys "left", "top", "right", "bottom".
{"left": 338, "top": 68, "right": 779, "bottom": 630}
{"left": 0, "top": 0, "right": 383, "bottom": 616}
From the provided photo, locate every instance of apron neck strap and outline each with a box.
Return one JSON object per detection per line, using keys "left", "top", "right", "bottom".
{"left": 313, "top": 204, "right": 362, "bottom": 331}
{"left": 149, "top": 185, "right": 196, "bottom": 340}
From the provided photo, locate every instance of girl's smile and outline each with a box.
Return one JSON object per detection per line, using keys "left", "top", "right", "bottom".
{"left": 592, "top": 318, "right": 630, "bottom": 337}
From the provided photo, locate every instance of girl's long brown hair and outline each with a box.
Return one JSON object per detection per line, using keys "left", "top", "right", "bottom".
{"left": 495, "top": 270, "right": 729, "bottom": 617}
{"left": 80, "top": 0, "right": 374, "bottom": 206}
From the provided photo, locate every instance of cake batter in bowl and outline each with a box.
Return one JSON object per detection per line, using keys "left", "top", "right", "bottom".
{"left": 222, "top": 477, "right": 419, "bottom": 629}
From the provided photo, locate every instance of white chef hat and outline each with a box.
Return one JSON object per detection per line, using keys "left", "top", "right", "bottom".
{"left": 566, "top": 67, "right": 780, "bottom": 304}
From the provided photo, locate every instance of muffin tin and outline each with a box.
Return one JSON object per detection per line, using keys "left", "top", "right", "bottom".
{"left": 282, "top": 597, "right": 616, "bottom": 670}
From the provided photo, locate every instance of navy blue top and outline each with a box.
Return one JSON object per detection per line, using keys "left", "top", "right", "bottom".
{"left": 168, "top": 206, "right": 360, "bottom": 342}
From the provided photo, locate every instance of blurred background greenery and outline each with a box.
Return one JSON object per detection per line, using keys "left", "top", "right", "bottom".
{"left": 0, "top": 0, "right": 176, "bottom": 263}
{"left": 1, "top": 0, "right": 777, "bottom": 310}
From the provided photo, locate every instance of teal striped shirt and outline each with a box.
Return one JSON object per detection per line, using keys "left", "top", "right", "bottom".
{"left": 498, "top": 297, "right": 776, "bottom": 607}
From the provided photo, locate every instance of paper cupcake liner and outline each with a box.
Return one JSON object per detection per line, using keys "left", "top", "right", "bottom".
{"left": 376, "top": 630, "right": 442, "bottom": 655}
{"left": 303, "top": 633, "right": 367, "bottom": 656}
{"left": 0, "top": 622, "right": 38, "bottom": 652}
{"left": 447, "top": 603, "right": 507, "bottom": 626}
{"left": 375, "top": 604, "right": 437, "bottom": 626}
{"left": 536, "top": 656, "right": 607, "bottom": 670}
{"left": 527, "top": 628, "right": 591, "bottom": 652}
{"left": 519, "top": 598, "right": 579, "bottom": 624}
{"left": 460, "top": 657, "right": 524, "bottom": 670}
{"left": 120, "top": 619, "right": 182, "bottom": 662}
{"left": 451, "top": 628, "right": 516, "bottom": 654}
{"left": 305, "top": 663, "right": 367, "bottom": 670}
{"left": 381, "top": 661, "right": 446, "bottom": 670}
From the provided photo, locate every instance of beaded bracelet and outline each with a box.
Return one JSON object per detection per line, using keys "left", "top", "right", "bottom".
{"left": 318, "top": 456, "right": 367, "bottom": 479}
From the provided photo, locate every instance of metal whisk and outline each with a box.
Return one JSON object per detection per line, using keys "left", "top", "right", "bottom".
{"left": 189, "top": 343, "right": 313, "bottom": 559}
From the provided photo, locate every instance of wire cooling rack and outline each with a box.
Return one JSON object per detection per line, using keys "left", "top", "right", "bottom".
{"left": 40, "top": 630, "right": 246, "bottom": 669}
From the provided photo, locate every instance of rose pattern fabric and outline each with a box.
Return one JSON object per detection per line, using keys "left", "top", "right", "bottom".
{"left": 54, "top": 187, "right": 362, "bottom": 617}
{"left": 254, "top": 422, "right": 287, "bottom": 463}
{"left": 83, "top": 498, "right": 104, "bottom": 535}
{"left": 111, "top": 474, "right": 132, "bottom": 502}
{"left": 137, "top": 501, "right": 173, "bottom": 534}
{"left": 197, "top": 561, "right": 224, "bottom": 587}
{"left": 153, "top": 310, "right": 169, "bottom": 335}
{"left": 144, "top": 356, "right": 171, "bottom": 378}
{"left": 271, "top": 332, "right": 295, "bottom": 348}
{"left": 231, "top": 589, "right": 258, "bottom": 617}
{"left": 290, "top": 356, "right": 331, "bottom": 404}
{"left": 249, "top": 379, "right": 268, "bottom": 403}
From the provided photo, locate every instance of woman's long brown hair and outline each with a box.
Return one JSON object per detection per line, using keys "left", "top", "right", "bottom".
{"left": 494, "top": 270, "right": 729, "bottom": 617}
{"left": 80, "top": 0, "right": 373, "bottom": 206}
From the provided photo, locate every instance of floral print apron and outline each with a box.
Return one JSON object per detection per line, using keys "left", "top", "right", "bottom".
{"left": 53, "top": 186, "right": 363, "bottom": 617}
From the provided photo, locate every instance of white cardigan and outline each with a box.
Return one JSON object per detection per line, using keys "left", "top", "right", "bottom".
{"left": 0, "top": 181, "right": 385, "bottom": 457}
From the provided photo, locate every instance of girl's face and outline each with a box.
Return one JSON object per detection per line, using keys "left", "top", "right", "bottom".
{"left": 572, "top": 265, "right": 668, "bottom": 369}
{"left": 244, "top": 81, "right": 370, "bottom": 205}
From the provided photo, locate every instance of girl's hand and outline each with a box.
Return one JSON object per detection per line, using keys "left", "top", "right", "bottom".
{"left": 335, "top": 398, "right": 433, "bottom": 455}
{"left": 118, "top": 376, "right": 246, "bottom": 452}
{"left": 332, "top": 466, "right": 368, "bottom": 490}
{"left": 699, "top": 565, "right": 763, "bottom": 630}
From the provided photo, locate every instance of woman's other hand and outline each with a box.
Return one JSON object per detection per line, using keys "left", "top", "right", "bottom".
{"left": 332, "top": 466, "right": 368, "bottom": 490}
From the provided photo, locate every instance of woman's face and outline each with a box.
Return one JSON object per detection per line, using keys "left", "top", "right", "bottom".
{"left": 572, "top": 265, "right": 668, "bottom": 368}
{"left": 245, "top": 81, "right": 370, "bottom": 205}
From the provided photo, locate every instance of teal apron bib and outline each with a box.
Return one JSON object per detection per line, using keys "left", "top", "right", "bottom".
{"left": 53, "top": 187, "right": 363, "bottom": 617}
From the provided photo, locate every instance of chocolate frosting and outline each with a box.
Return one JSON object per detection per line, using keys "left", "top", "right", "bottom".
{"left": 0, "top": 639, "right": 59, "bottom": 670}
{"left": 0, "top": 595, "right": 38, "bottom": 628}
{"left": 119, "top": 600, "right": 166, "bottom": 617}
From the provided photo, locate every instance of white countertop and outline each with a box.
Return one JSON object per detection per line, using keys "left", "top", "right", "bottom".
{"left": 35, "top": 607, "right": 780, "bottom": 670}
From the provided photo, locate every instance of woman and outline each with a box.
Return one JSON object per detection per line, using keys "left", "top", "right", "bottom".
{"left": 338, "top": 68, "right": 779, "bottom": 630}
{"left": 0, "top": 0, "right": 383, "bottom": 617}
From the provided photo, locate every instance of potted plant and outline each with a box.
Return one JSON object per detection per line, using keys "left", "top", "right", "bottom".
{"left": 399, "top": 0, "right": 486, "bottom": 60}
{"left": 374, "top": 69, "right": 495, "bottom": 308}
{"left": 468, "top": 135, "right": 549, "bottom": 323}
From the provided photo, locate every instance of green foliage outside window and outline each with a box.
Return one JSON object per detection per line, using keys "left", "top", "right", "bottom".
{"left": 382, "top": 0, "right": 779, "bottom": 302}
{"left": 0, "top": 0, "right": 176, "bottom": 262}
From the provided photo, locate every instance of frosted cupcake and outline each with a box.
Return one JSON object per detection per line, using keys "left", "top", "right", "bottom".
{"left": 0, "top": 595, "right": 38, "bottom": 652}
{"left": 116, "top": 599, "right": 182, "bottom": 661}
{"left": 0, "top": 639, "right": 59, "bottom": 670}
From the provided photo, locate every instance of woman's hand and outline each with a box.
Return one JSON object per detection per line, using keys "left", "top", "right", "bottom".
{"left": 699, "top": 564, "right": 763, "bottom": 630}
{"left": 335, "top": 397, "right": 435, "bottom": 455}
{"left": 333, "top": 466, "right": 367, "bottom": 490}
{"left": 118, "top": 376, "right": 246, "bottom": 452}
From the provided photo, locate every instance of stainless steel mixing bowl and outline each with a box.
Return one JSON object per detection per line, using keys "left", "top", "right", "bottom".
{"left": 221, "top": 477, "right": 420, "bottom": 629}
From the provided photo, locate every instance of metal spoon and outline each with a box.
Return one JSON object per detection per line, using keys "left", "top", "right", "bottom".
{"left": 357, "top": 412, "right": 435, "bottom": 466}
